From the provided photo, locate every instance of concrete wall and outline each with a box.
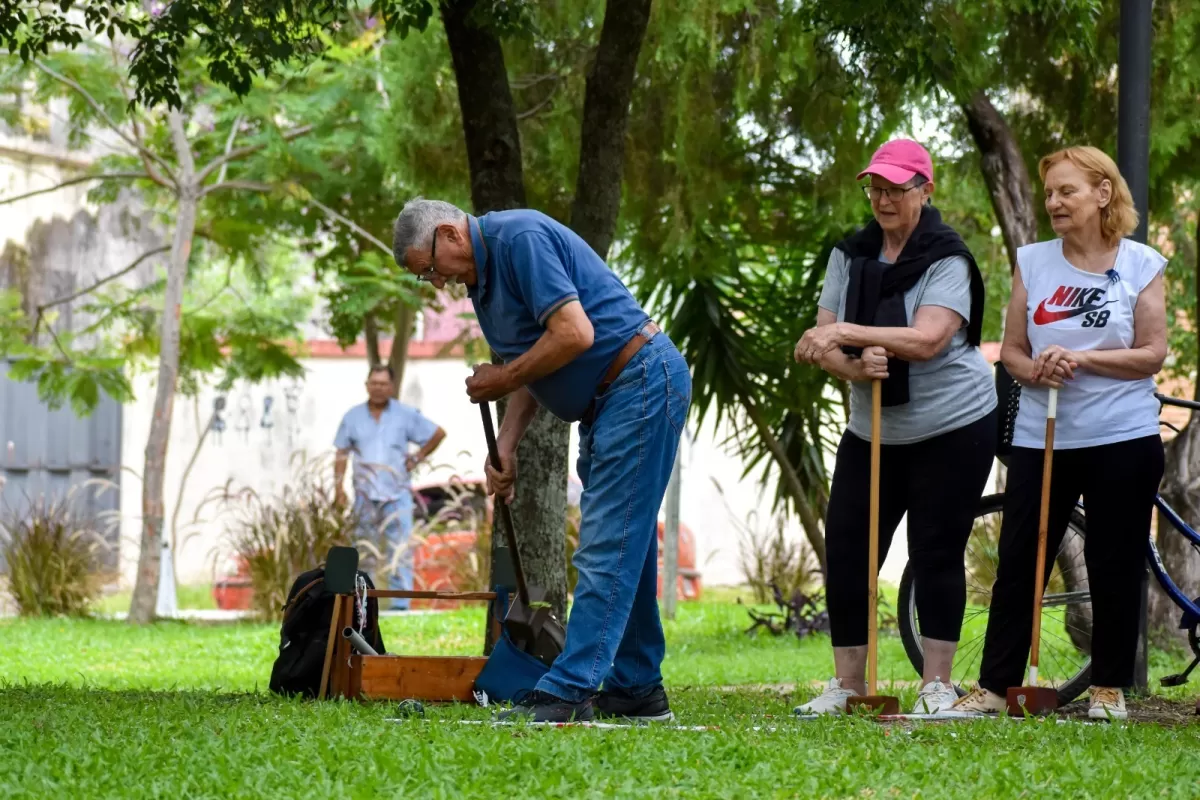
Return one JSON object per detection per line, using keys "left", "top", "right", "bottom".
{"left": 118, "top": 352, "right": 821, "bottom": 589}
{"left": 119, "top": 345, "right": 996, "bottom": 590}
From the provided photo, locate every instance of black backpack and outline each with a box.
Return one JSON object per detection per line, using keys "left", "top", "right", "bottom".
{"left": 268, "top": 566, "right": 387, "bottom": 698}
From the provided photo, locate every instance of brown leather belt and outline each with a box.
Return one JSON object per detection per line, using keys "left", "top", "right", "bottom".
{"left": 580, "top": 320, "right": 661, "bottom": 424}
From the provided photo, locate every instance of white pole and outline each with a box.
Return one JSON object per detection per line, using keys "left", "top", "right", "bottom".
{"left": 662, "top": 440, "right": 682, "bottom": 620}
{"left": 156, "top": 538, "right": 178, "bottom": 618}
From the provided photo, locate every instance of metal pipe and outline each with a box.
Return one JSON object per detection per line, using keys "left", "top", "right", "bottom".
{"left": 342, "top": 627, "right": 379, "bottom": 656}
{"left": 1118, "top": 0, "right": 1154, "bottom": 695}
{"left": 1118, "top": 0, "right": 1153, "bottom": 245}
{"left": 662, "top": 440, "right": 682, "bottom": 620}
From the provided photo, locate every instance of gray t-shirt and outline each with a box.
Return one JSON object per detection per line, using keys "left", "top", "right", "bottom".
{"left": 818, "top": 248, "right": 996, "bottom": 445}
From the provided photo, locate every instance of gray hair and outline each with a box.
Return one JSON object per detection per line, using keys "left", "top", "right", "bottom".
{"left": 909, "top": 173, "right": 932, "bottom": 205}
{"left": 392, "top": 197, "right": 465, "bottom": 265}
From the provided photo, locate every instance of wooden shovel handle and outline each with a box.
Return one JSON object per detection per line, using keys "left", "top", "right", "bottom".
{"left": 479, "top": 402, "right": 531, "bottom": 606}
{"left": 1030, "top": 388, "right": 1058, "bottom": 675}
{"left": 867, "top": 379, "right": 882, "bottom": 697}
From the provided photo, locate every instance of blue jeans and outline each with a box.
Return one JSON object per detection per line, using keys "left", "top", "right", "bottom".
{"left": 356, "top": 494, "right": 414, "bottom": 610}
{"left": 535, "top": 333, "right": 691, "bottom": 702}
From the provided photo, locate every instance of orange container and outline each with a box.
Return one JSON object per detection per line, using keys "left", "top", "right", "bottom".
{"left": 410, "top": 530, "right": 479, "bottom": 610}
{"left": 656, "top": 520, "right": 702, "bottom": 601}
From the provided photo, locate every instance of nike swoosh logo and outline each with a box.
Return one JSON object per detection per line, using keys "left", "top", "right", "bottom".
{"left": 1033, "top": 298, "right": 1116, "bottom": 325}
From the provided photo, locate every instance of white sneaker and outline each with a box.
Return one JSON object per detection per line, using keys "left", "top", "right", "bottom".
{"left": 910, "top": 677, "right": 958, "bottom": 714}
{"left": 944, "top": 686, "right": 1006, "bottom": 716}
{"left": 1088, "top": 687, "right": 1128, "bottom": 720}
{"left": 794, "top": 678, "right": 858, "bottom": 716}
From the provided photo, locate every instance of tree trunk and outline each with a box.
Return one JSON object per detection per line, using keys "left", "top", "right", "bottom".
{"left": 568, "top": 0, "right": 653, "bottom": 259}
{"left": 441, "top": 0, "right": 526, "bottom": 211}
{"left": 960, "top": 91, "right": 1038, "bottom": 272}
{"left": 742, "top": 394, "right": 828, "bottom": 573}
{"left": 442, "top": 0, "right": 567, "bottom": 641}
{"left": 364, "top": 314, "right": 381, "bottom": 366}
{"left": 1150, "top": 212, "right": 1200, "bottom": 645}
{"left": 388, "top": 304, "right": 416, "bottom": 397}
{"left": 505, "top": 405, "right": 570, "bottom": 617}
{"left": 128, "top": 111, "right": 195, "bottom": 624}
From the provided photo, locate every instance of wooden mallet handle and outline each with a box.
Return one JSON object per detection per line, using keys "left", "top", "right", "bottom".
{"left": 1028, "top": 387, "right": 1058, "bottom": 684}
{"left": 867, "top": 378, "right": 882, "bottom": 697}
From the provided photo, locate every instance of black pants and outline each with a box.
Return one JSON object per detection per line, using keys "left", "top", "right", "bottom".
{"left": 825, "top": 410, "right": 997, "bottom": 647}
{"left": 978, "top": 435, "right": 1164, "bottom": 693}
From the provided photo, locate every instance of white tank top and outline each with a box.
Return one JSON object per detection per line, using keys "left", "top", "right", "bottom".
{"left": 1012, "top": 238, "right": 1166, "bottom": 450}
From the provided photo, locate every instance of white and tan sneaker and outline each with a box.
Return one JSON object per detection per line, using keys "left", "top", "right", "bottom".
{"left": 911, "top": 677, "right": 958, "bottom": 714}
{"left": 1088, "top": 687, "right": 1128, "bottom": 720}
{"left": 944, "top": 686, "right": 1006, "bottom": 716}
{"left": 794, "top": 678, "right": 858, "bottom": 716}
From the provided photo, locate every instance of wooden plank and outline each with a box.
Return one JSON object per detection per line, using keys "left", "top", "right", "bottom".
{"left": 358, "top": 656, "right": 489, "bottom": 702}
{"left": 368, "top": 590, "right": 496, "bottom": 601}
{"left": 317, "top": 594, "right": 343, "bottom": 700}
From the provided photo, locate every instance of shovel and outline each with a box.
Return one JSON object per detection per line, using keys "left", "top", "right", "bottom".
{"left": 1007, "top": 387, "right": 1060, "bottom": 716}
{"left": 846, "top": 379, "right": 901, "bottom": 716}
{"left": 480, "top": 401, "right": 567, "bottom": 667}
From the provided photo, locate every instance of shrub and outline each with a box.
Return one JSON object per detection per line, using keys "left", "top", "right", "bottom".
{"left": 736, "top": 508, "right": 822, "bottom": 605}
{"left": 403, "top": 478, "right": 493, "bottom": 595}
{"left": 0, "top": 489, "right": 112, "bottom": 617}
{"left": 212, "top": 452, "right": 359, "bottom": 620}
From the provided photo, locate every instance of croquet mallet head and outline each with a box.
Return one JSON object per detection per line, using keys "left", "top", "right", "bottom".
{"left": 846, "top": 695, "right": 901, "bottom": 716}
{"left": 1006, "top": 685, "right": 1058, "bottom": 716}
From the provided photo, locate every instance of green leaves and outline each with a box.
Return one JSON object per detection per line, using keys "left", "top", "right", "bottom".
{"left": 0, "top": 291, "right": 134, "bottom": 416}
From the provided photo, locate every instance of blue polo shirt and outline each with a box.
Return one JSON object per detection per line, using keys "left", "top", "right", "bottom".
{"left": 467, "top": 209, "right": 651, "bottom": 422}
{"left": 333, "top": 399, "right": 439, "bottom": 501}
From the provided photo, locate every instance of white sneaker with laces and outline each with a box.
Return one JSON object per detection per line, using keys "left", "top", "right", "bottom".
{"left": 910, "top": 677, "right": 958, "bottom": 714}
{"left": 1088, "top": 687, "right": 1127, "bottom": 720}
{"left": 944, "top": 686, "right": 1006, "bottom": 716}
{"left": 794, "top": 678, "right": 858, "bottom": 716}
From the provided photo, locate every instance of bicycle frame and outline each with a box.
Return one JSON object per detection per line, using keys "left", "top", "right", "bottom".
{"left": 1071, "top": 484, "right": 1200, "bottom": 626}
{"left": 1151, "top": 393, "right": 1200, "bottom": 625}
{"left": 1148, "top": 497, "right": 1200, "bottom": 624}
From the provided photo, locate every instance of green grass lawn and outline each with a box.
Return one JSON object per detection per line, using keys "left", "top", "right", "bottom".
{"left": 3, "top": 600, "right": 1200, "bottom": 798}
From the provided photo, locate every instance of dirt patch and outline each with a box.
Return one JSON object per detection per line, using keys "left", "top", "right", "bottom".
{"left": 1056, "top": 695, "right": 1200, "bottom": 726}
{"left": 702, "top": 684, "right": 1200, "bottom": 725}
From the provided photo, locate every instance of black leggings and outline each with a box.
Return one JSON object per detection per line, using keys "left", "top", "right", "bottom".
{"left": 978, "top": 435, "right": 1164, "bottom": 693}
{"left": 825, "top": 410, "right": 997, "bottom": 647}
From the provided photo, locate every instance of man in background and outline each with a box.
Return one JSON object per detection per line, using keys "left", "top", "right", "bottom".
{"left": 334, "top": 364, "right": 446, "bottom": 609}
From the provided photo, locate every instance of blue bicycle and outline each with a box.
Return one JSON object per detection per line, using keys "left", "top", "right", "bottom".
{"left": 897, "top": 370, "right": 1200, "bottom": 705}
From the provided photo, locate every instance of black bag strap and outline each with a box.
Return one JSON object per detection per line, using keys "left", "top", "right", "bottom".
{"left": 281, "top": 577, "right": 324, "bottom": 626}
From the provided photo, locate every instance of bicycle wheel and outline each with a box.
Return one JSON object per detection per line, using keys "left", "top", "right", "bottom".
{"left": 897, "top": 493, "right": 1093, "bottom": 706}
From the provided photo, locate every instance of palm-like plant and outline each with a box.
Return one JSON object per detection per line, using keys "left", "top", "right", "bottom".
{"left": 636, "top": 204, "right": 857, "bottom": 572}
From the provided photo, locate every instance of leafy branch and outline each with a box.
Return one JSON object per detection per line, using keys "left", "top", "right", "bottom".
{"left": 33, "top": 59, "right": 175, "bottom": 185}
{"left": 0, "top": 173, "right": 153, "bottom": 206}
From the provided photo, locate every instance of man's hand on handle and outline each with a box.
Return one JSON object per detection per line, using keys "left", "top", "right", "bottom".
{"left": 484, "top": 448, "right": 518, "bottom": 505}
{"left": 466, "top": 363, "right": 515, "bottom": 403}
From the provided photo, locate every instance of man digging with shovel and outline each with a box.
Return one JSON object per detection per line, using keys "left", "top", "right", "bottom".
{"left": 392, "top": 198, "right": 692, "bottom": 723}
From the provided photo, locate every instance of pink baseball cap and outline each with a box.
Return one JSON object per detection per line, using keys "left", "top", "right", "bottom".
{"left": 857, "top": 139, "right": 934, "bottom": 185}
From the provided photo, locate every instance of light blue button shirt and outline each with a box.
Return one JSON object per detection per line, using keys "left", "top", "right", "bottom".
{"left": 334, "top": 400, "right": 439, "bottom": 501}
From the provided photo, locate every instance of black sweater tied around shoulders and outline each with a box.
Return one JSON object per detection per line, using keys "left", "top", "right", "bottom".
{"left": 834, "top": 204, "right": 984, "bottom": 407}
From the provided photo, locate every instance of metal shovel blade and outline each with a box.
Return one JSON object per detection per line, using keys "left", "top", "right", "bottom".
{"left": 503, "top": 585, "right": 566, "bottom": 668}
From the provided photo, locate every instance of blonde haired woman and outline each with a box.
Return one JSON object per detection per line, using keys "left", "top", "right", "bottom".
{"left": 951, "top": 146, "right": 1167, "bottom": 720}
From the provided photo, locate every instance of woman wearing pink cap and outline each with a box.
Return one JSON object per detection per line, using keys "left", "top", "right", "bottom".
{"left": 793, "top": 139, "right": 997, "bottom": 715}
